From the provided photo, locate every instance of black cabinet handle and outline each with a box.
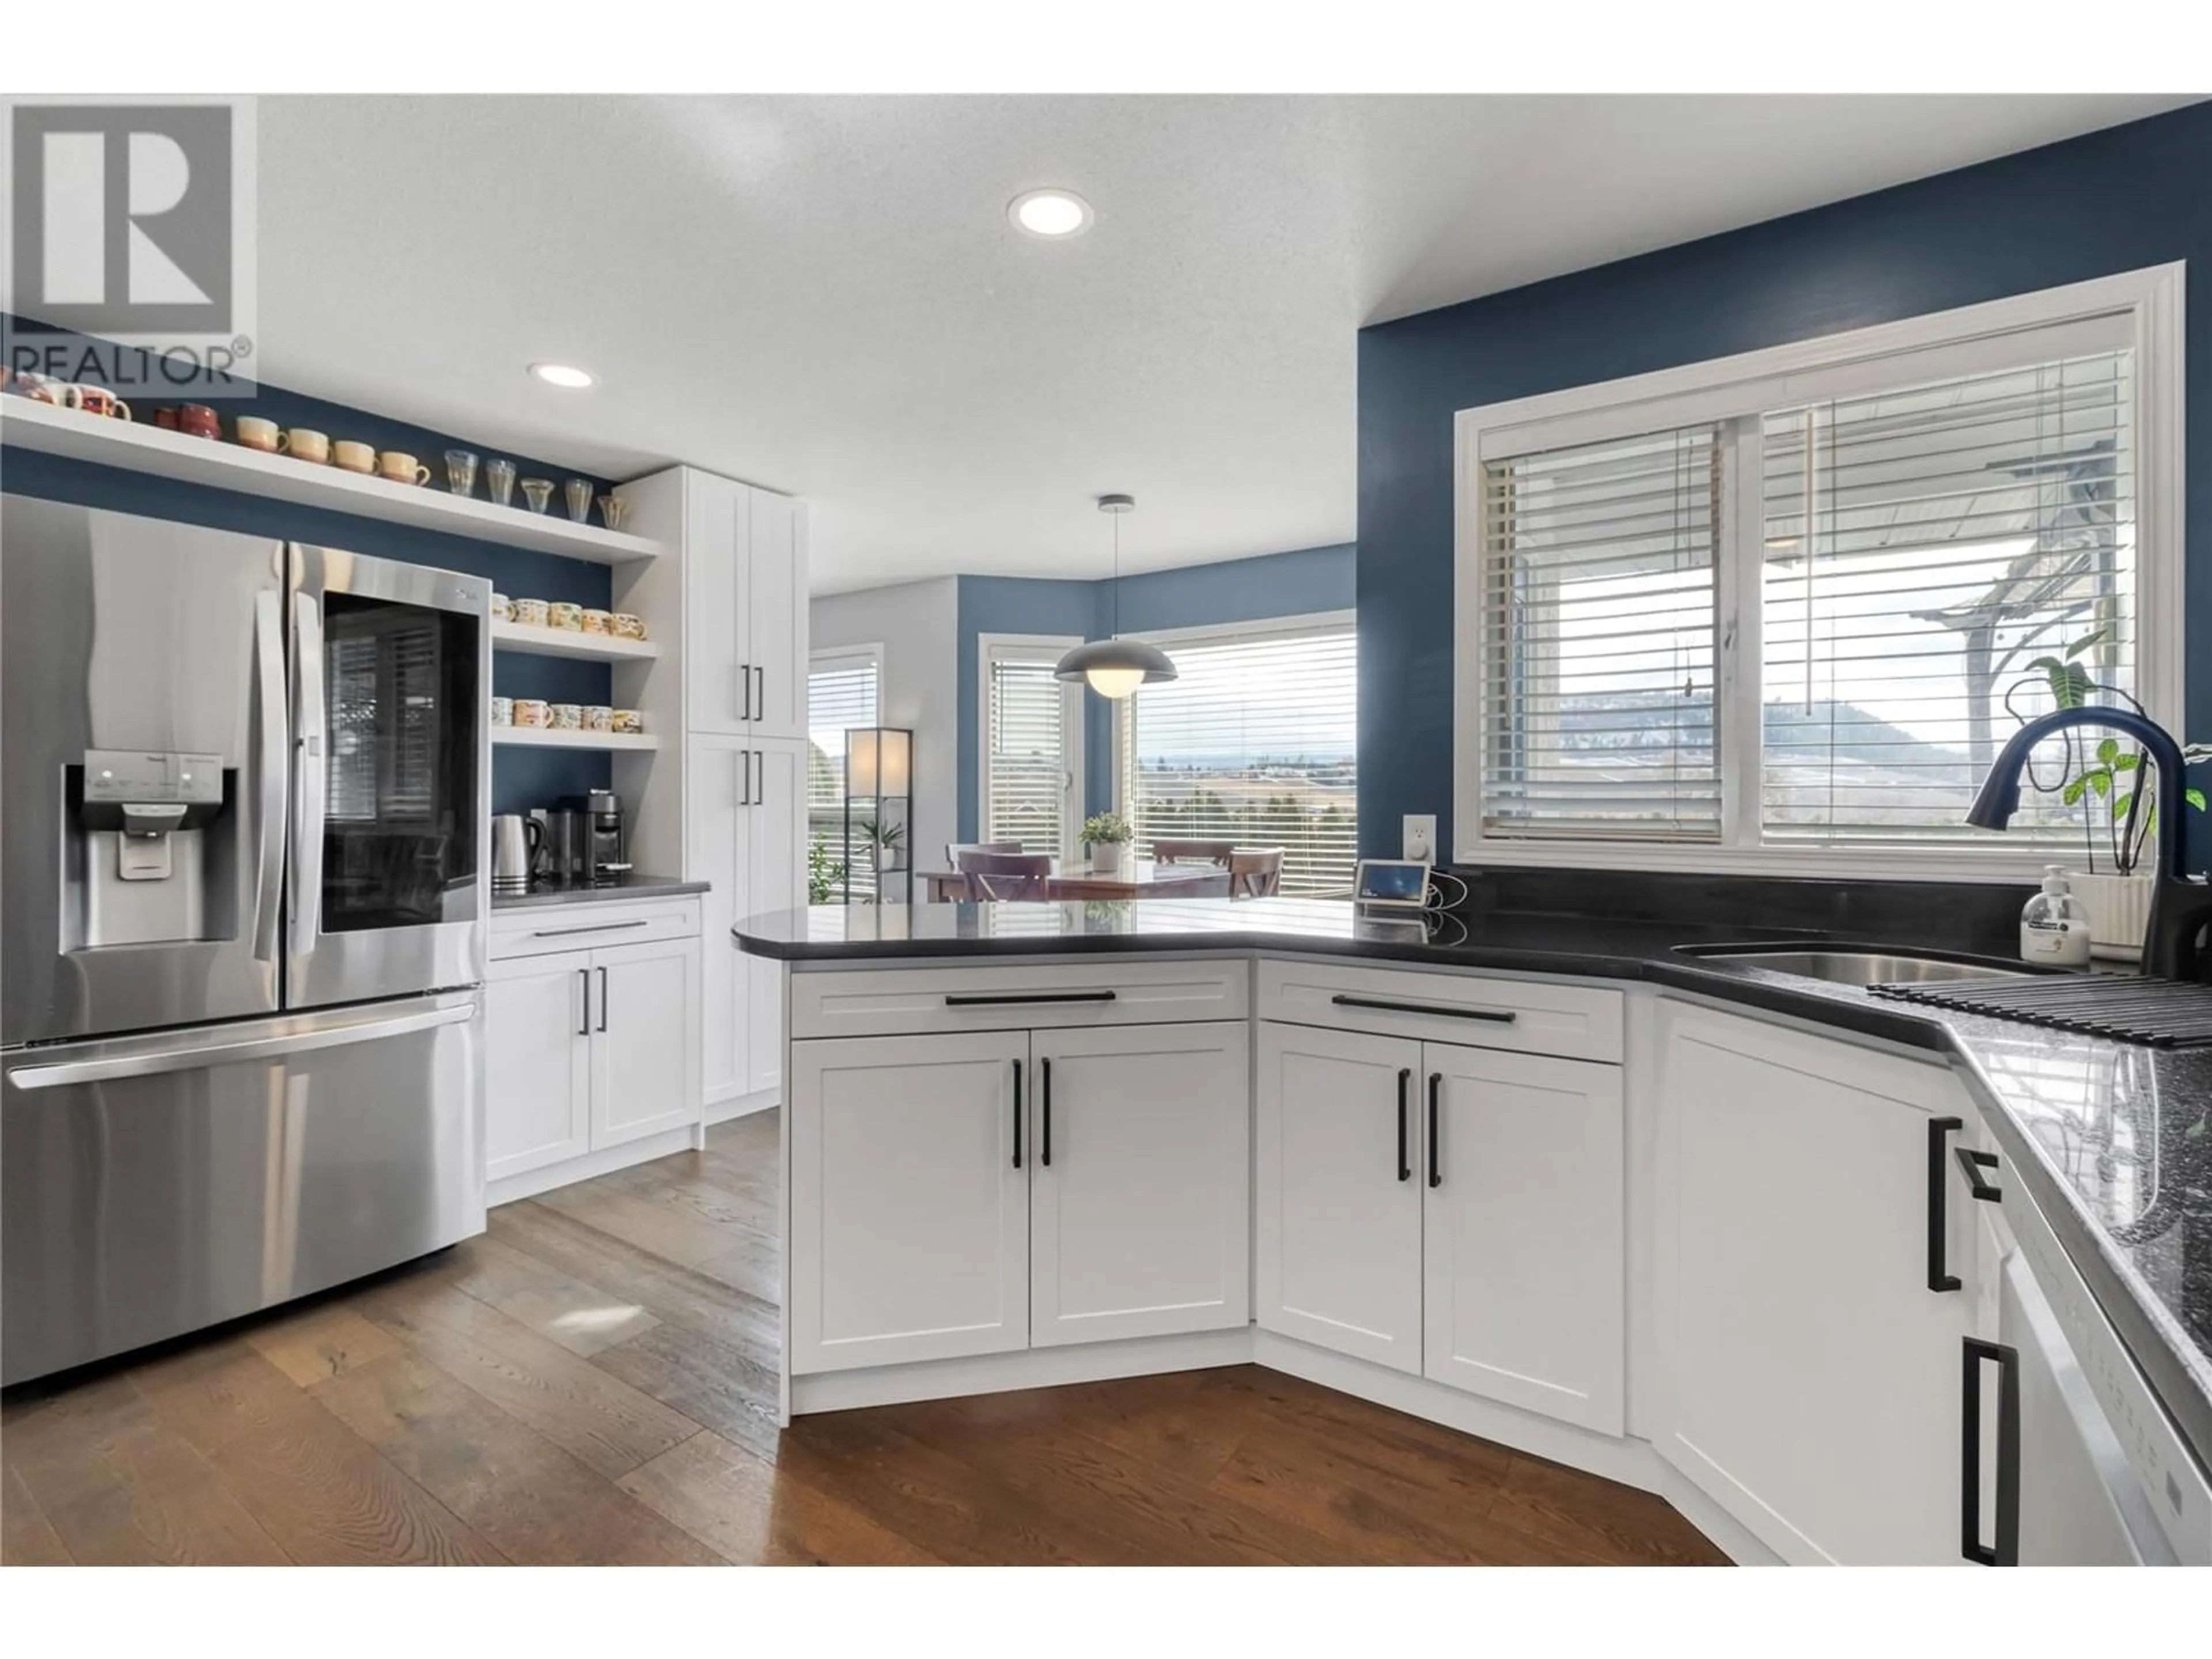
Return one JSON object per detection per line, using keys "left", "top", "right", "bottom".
{"left": 944, "top": 991, "right": 1117, "bottom": 1007}
{"left": 1041, "top": 1057, "right": 1053, "bottom": 1167}
{"left": 1332, "top": 993, "right": 1516, "bottom": 1025}
{"left": 597, "top": 966, "right": 609, "bottom": 1033}
{"left": 1427, "top": 1072, "right": 1442, "bottom": 1188}
{"left": 755, "top": 666, "right": 765, "bottom": 723}
{"left": 1955, "top": 1146, "right": 2002, "bottom": 1203}
{"left": 1929, "top": 1116, "right": 1963, "bottom": 1293}
{"left": 1962, "top": 1337, "right": 2021, "bottom": 1566}
{"left": 577, "top": 968, "right": 590, "bottom": 1037}
{"left": 1012, "top": 1059, "right": 1022, "bottom": 1169}
{"left": 1396, "top": 1067, "right": 1412, "bottom": 1183}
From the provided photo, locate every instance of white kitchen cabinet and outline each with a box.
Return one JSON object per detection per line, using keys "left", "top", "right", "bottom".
{"left": 691, "top": 734, "right": 805, "bottom": 1109}
{"left": 1421, "top": 1039, "right": 1626, "bottom": 1434}
{"left": 1029, "top": 1022, "right": 1250, "bottom": 1347}
{"left": 1655, "top": 1003, "right": 1993, "bottom": 1565}
{"left": 789, "top": 1031, "right": 1031, "bottom": 1373}
{"left": 744, "top": 488, "right": 806, "bottom": 741}
{"left": 485, "top": 950, "right": 594, "bottom": 1183}
{"left": 1255, "top": 1022, "right": 1425, "bottom": 1373}
{"left": 679, "top": 469, "right": 807, "bottom": 740}
{"left": 589, "top": 935, "right": 702, "bottom": 1149}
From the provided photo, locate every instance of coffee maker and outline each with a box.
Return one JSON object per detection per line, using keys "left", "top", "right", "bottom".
{"left": 559, "top": 789, "right": 632, "bottom": 885}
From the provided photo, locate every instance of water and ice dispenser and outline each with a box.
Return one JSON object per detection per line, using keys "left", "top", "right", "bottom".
{"left": 70, "top": 748, "right": 236, "bottom": 948}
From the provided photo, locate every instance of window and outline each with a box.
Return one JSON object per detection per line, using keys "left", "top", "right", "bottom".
{"left": 807, "top": 648, "right": 880, "bottom": 897}
{"left": 980, "top": 637, "right": 1082, "bottom": 857}
{"left": 1117, "top": 616, "right": 1358, "bottom": 896}
{"left": 1457, "top": 267, "right": 2180, "bottom": 874}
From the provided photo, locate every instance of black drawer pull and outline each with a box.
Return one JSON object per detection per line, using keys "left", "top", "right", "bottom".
{"left": 1041, "top": 1057, "right": 1053, "bottom": 1167}
{"left": 1396, "top": 1067, "right": 1412, "bottom": 1183}
{"left": 1427, "top": 1071, "right": 1442, "bottom": 1188}
{"left": 1962, "top": 1336, "right": 2021, "bottom": 1566}
{"left": 1955, "top": 1146, "right": 2002, "bottom": 1203}
{"left": 945, "top": 991, "right": 1118, "bottom": 1007}
{"left": 1928, "top": 1116, "right": 1963, "bottom": 1293}
{"left": 1331, "top": 993, "right": 1516, "bottom": 1025}
{"left": 1012, "top": 1058, "right": 1023, "bottom": 1169}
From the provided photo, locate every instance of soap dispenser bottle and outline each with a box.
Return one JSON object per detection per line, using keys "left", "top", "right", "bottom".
{"left": 2020, "top": 865, "right": 2092, "bottom": 967}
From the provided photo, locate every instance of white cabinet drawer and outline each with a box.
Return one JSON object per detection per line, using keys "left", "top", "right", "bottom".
{"left": 789, "top": 957, "right": 1249, "bottom": 1039}
{"left": 490, "top": 899, "right": 701, "bottom": 961}
{"left": 1258, "top": 958, "right": 1622, "bottom": 1064}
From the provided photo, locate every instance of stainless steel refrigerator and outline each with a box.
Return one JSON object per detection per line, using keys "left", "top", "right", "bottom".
{"left": 1, "top": 495, "right": 491, "bottom": 1384}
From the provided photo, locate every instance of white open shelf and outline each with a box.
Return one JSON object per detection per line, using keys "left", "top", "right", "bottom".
{"left": 1, "top": 395, "right": 665, "bottom": 566}
{"left": 493, "top": 726, "right": 660, "bottom": 752}
{"left": 491, "top": 620, "right": 661, "bottom": 662}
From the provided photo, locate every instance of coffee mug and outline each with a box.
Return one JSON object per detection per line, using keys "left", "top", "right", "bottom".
{"left": 512, "top": 699, "right": 551, "bottom": 729}
{"left": 547, "top": 602, "right": 584, "bottom": 632}
{"left": 378, "top": 451, "right": 432, "bottom": 486}
{"left": 584, "top": 705, "right": 613, "bottom": 732}
{"left": 510, "top": 597, "right": 549, "bottom": 627}
{"left": 548, "top": 703, "right": 584, "bottom": 730}
{"left": 286, "top": 428, "right": 331, "bottom": 464}
{"left": 610, "top": 708, "right": 643, "bottom": 734}
{"left": 611, "top": 613, "right": 647, "bottom": 641}
{"left": 236, "top": 415, "right": 283, "bottom": 453}
{"left": 333, "top": 440, "right": 376, "bottom": 473}
{"left": 490, "top": 593, "right": 513, "bottom": 623}
{"left": 581, "top": 609, "right": 612, "bottom": 635}
{"left": 489, "top": 696, "right": 514, "bottom": 727}
{"left": 152, "top": 407, "right": 179, "bottom": 430}
{"left": 64, "top": 384, "right": 131, "bottom": 420}
{"left": 179, "top": 404, "right": 222, "bottom": 440}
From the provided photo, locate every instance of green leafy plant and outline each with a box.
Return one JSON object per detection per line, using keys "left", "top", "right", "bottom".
{"left": 807, "top": 839, "right": 847, "bottom": 905}
{"left": 1080, "top": 811, "right": 1132, "bottom": 846}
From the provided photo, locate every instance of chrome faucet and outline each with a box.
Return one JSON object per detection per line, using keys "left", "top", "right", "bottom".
{"left": 1965, "top": 706, "right": 2212, "bottom": 981}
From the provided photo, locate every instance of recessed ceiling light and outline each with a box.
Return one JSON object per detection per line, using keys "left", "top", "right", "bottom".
{"left": 1009, "top": 189, "right": 1093, "bottom": 239}
{"left": 529, "top": 362, "right": 595, "bottom": 389}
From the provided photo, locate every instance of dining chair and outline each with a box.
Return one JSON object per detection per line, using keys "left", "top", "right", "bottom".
{"left": 1154, "top": 838, "right": 1237, "bottom": 868}
{"left": 954, "top": 848, "right": 1054, "bottom": 901}
{"left": 945, "top": 840, "right": 1020, "bottom": 867}
{"left": 1227, "top": 848, "right": 1283, "bottom": 899}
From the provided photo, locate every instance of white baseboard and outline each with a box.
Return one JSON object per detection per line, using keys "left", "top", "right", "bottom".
{"left": 706, "top": 1088, "right": 779, "bottom": 1126}
{"left": 486, "top": 1122, "right": 701, "bottom": 1208}
{"left": 789, "top": 1327, "right": 1251, "bottom": 1416}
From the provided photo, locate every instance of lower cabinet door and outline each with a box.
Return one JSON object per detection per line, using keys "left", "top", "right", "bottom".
{"left": 485, "top": 951, "right": 593, "bottom": 1182}
{"left": 1256, "top": 1021, "right": 1424, "bottom": 1372}
{"left": 1422, "top": 1038, "right": 1626, "bottom": 1434}
{"left": 743, "top": 740, "right": 803, "bottom": 1097}
{"left": 1029, "top": 1021, "right": 1250, "bottom": 1347}
{"left": 689, "top": 736, "right": 748, "bottom": 1107}
{"left": 789, "top": 1030, "right": 1031, "bottom": 1373}
{"left": 589, "top": 936, "right": 702, "bottom": 1149}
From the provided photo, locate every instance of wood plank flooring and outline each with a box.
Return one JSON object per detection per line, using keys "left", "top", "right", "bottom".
{"left": 1, "top": 1110, "right": 1725, "bottom": 1566}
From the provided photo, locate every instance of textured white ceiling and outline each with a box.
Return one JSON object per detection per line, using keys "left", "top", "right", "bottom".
{"left": 249, "top": 94, "right": 2193, "bottom": 591}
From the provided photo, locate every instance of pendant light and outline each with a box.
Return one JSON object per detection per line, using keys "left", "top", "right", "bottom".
{"left": 1055, "top": 493, "right": 1177, "bottom": 699}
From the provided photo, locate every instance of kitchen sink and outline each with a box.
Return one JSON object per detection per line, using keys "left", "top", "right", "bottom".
{"left": 1672, "top": 942, "right": 2048, "bottom": 987}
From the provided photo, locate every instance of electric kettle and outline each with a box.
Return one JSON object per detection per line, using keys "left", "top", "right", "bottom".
{"left": 492, "top": 814, "right": 541, "bottom": 896}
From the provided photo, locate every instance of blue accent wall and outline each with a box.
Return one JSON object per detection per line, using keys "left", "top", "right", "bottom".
{"left": 1356, "top": 101, "right": 2212, "bottom": 869}
{"left": 953, "top": 543, "right": 1357, "bottom": 840}
{"left": 4, "top": 319, "right": 615, "bottom": 815}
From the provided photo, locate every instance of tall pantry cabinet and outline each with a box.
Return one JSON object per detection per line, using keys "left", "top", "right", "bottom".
{"left": 618, "top": 467, "right": 809, "bottom": 1119}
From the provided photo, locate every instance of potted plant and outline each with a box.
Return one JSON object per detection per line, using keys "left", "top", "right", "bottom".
{"left": 2008, "top": 632, "right": 2208, "bottom": 960}
{"left": 1081, "top": 811, "right": 1133, "bottom": 876}
{"left": 854, "top": 815, "right": 906, "bottom": 872}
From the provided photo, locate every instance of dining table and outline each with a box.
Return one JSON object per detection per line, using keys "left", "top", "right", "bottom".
{"left": 920, "top": 858, "right": 1234, "bottom": 903}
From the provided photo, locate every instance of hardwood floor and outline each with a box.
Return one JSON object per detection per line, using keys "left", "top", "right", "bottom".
{"left": 1, "top": 1110, "right": 1725, "bottom": 1567}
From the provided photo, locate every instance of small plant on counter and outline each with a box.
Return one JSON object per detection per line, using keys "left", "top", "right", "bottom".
{"left": 1080, "top": 812, "right": 1132, "bottom": 846}
{"left": 807, "top": 838, "right": 847, "bottom": 905}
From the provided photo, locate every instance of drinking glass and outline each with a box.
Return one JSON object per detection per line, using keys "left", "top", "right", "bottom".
{"left": 597, "top": 494, "right": 630, "bottom": 532}
{"left": 486, "top": 457, "right": 517, "bottom": 507}
{"left": 520, "top": 477, "right": 555, "bottom": 514}
{"left": 564, "top": 478, "right": 594, "bottom": 522}
{"left": 444, "top": 448, "right": 479, "bottom": 496}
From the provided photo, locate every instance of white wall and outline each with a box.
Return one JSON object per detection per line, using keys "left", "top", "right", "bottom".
{"left": 811, "top": 577, "right": 959, "bottom": 882}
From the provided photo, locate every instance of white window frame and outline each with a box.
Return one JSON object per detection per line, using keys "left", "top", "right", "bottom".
{"left": 806, "top": 642, "right": 883, "bottom": 868}
{"left": 977, "top": 632, "right": 1085, "bottom": 861}
{"left": 1452, "top": 263, "right": 2186, "bottom": 880}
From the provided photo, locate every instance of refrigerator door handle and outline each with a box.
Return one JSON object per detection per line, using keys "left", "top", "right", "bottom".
{"left": 290, "top": 588, "right": 327, "bottom": 960}
{"left": 251, "top": 588, "right": 289, "bottom": 964}
{"left": 6, "top": 1000, "right": 478, "bottom": 1091}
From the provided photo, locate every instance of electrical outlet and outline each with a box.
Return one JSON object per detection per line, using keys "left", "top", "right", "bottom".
{"left": 1402, "top": 813, "right": 1436, "bottom": 862}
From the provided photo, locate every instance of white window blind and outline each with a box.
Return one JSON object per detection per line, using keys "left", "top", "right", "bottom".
{"left": 807, "top": 654, "right": 879, "bottom": 895}
{"left": 1760, "top": 350, "right": 2134, "bottom": 845}
{"left": 1118, "top": 620, "right": 1357, "bottom": 896}
{"left": 984, "top": 647, "right": 1073, "bottom": 854}
{"left": 1479, "top": 427, "right": 1721, "bottom": 840}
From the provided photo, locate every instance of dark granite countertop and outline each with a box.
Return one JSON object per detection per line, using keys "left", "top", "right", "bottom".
{"left": 735, "top": 897, "right": 2212, "bottom": 1476}
{"left": 493, "top": 874, "right": 709, "bottom": 910}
